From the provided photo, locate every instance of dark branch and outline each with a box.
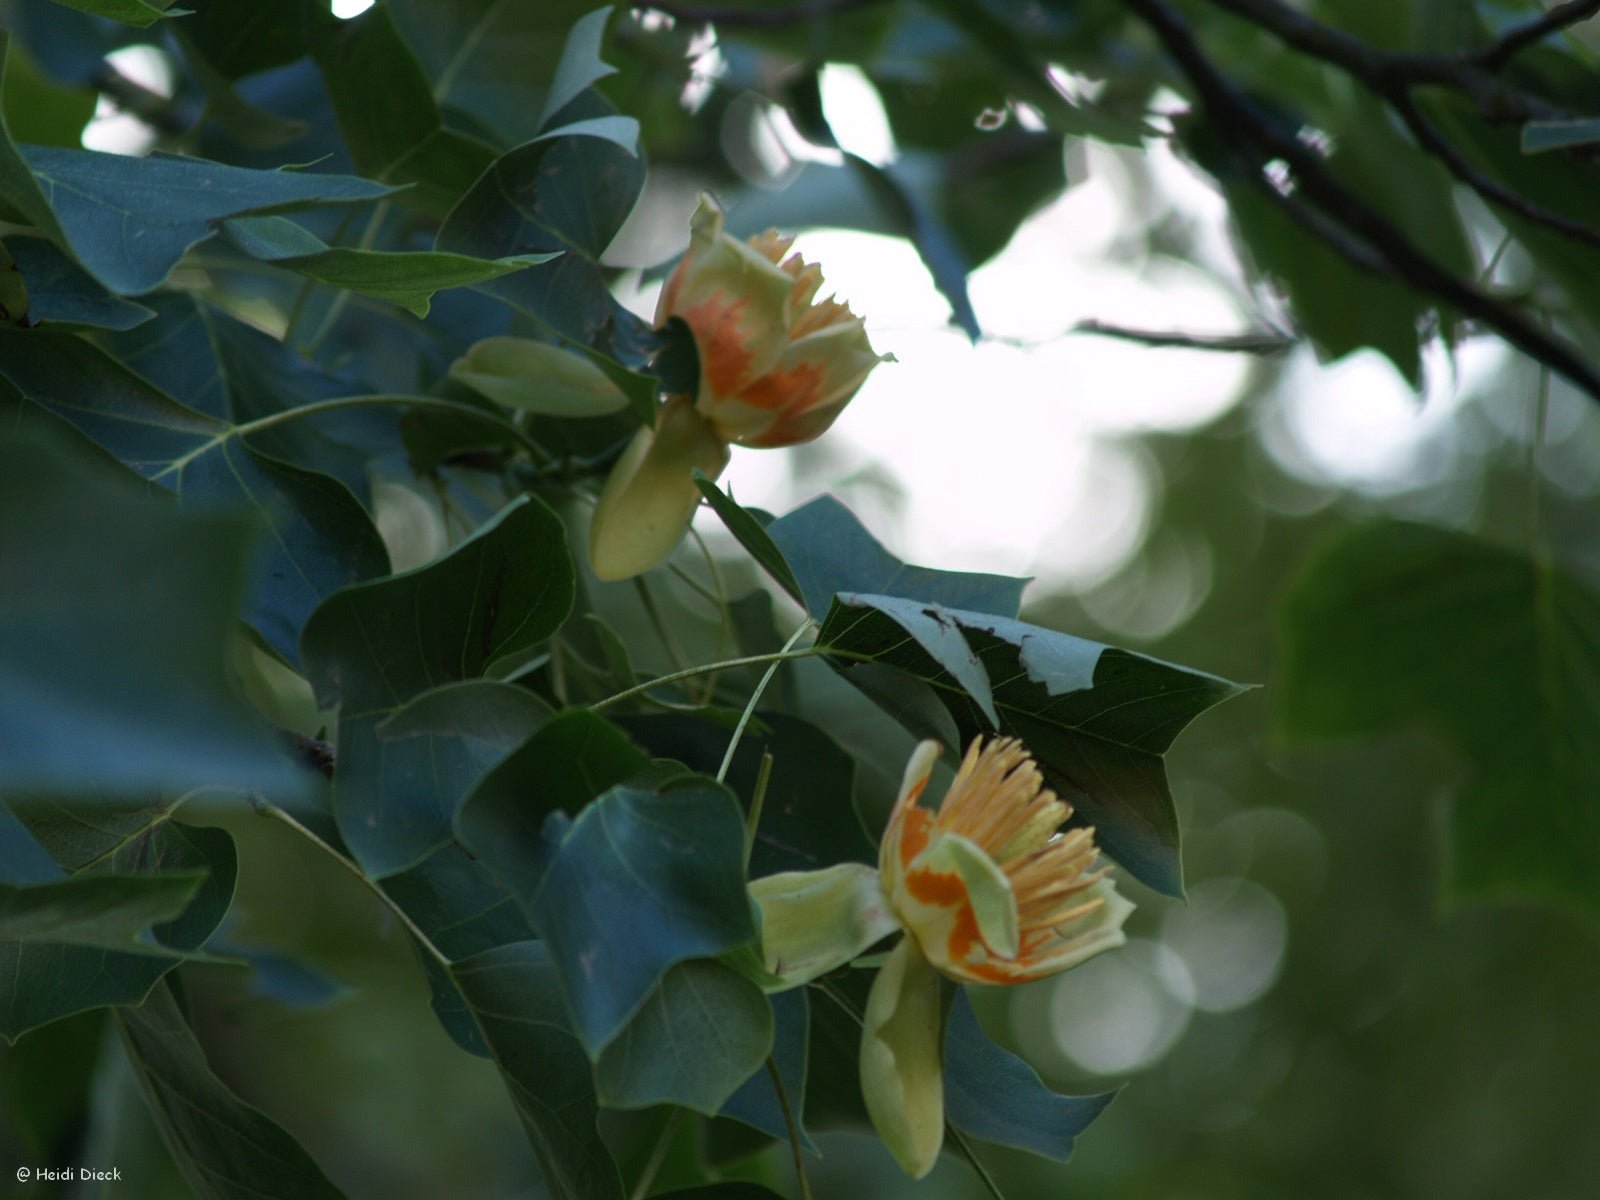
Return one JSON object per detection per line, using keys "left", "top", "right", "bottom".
{"left": 1122, "top": 0, "right": 1600, "bottom": 406}
{"left": 1199, "top": 0, "right": 1600, "bottom": 249}
{"left": 639, "top": 0, "right": 885, "bottom": 26}
{"left": 1478, "top": 0, "right": 1600, "bottom": 72}
{"left": 1199, "top": 0, "right": 1578, "bottom": 124}
{"left": 1388, "top": 91, "right": 1600, "bottom": 250}
{"left": 1072, "top": 320, "right": 1295, "bottom": 354}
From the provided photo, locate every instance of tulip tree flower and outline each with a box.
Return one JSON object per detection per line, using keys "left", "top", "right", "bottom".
{"left": 588, "top": 194, "right": 891, "bottom": 580}
{"left": 749, "top": 737, "right": 1134, "bottom": 1179}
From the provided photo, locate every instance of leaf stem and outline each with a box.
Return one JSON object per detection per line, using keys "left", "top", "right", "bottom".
{"left": 627, "top": 1107, "right": 683, "bottom": 1200}
{"left": 258, "top": 800, "right": 451, "bottom": 970}
{"left": 1528, "top": 361, "right": 1551, "bottom": 565}
{"left": 150, "top": 393, "right": 551, "bottom": 483}
{"left": 744, "top": 750, "right": 775, "bottom": 869}
{"left": 946, "top": 1122, "right": 1007, "bottom": 1200}
{"left": 766, "top": 1056, "right": 814, "bottom": 1200}
{"left": 717, "top": 619, "right": 815, "bottom": 783}
{"left": 303, "top": 200, "right": 390, "bottom": 355}
{"left": 634, "top": 575, "right": 692, "bottom": 674}
{"left": 588, "top": 646, "right": 831, "bottom": 713}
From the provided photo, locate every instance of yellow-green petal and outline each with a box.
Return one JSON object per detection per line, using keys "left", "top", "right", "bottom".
{"left": 860, "top": 937, "right": 945, "bottom": 1179}
{"left": 587, "top": 396, "right": 729, "bottom": 581}
{"left": 449, "top": 336, "right": 630, "bottom": 418}
{"left": 748, "top": 862, "right": 901, "bottom": 989}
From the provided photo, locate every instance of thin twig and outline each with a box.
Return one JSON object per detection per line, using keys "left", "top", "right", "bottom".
{"left": 765, "top": 1057, "right": 814, "bottom": 1200}
{"left": 716, "top": 620, "right": 814, "bottom": 783}
{"left": 1478, "top": 0, "right": 1600, "bottom": 72}
{"left": 259, "top": 801, "right": 451, "bottom": 969}
{"left": 744, "top": 750, "right": 774, "bottom": 869}
{"left": 587, "top": 646, "right": 830, "bottom": 712}
{"left": 1071, "top": 319, "right": 1294, "bottom": 354}
{"left": 946, "top": 1122, "right": 1007, "bottom": 1200}
{"left": 1124, "top": 0, "right": 1600, "bottom": 406}
{"left": 627, "top": 1108, "right": 683, "bottom": 1200}
{"left": 1387, "top": 91, "right": 1600, "bottom": 251}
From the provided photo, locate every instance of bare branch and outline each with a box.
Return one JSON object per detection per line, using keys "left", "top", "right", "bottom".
{"left": 1071, "top": 320, "right": 1295, "bottom": 355}
{"left": 1478, "top": 0, "right": 1600, "bottom": 73}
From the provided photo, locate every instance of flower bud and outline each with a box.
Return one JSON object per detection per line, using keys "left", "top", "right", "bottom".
{"left": 658, "top": 194, "right": 891, "bottom": 449}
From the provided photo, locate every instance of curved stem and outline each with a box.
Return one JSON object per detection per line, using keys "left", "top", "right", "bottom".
{"left": 150, "top": 393, "right": 551, "bottom": 484}
{"left": 717, "top": 619, "right": 815, "bottom": 783}
{"left": 766, "top": 1056, "right": 814, "bottom": 1200}
{"left": 588, "top": 646, "right": 830, "bottom": 713}
{"left": 260, "top": 801, "right": 451, "bottom": 970}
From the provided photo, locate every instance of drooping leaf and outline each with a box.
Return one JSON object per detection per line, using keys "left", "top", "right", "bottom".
{"left": 0, "top": 329, "right": 391, "bottom": 666}
{"left": 1522, "top": 117, "right": 1600, "bottom": 154}
{"left": 300, "top": 495, "right": 575, "bottom": 875}
{"left": 221, "top": 215, "right": 557, "bottom": 317}
{"left": 448, "top": 940, "right": 624, "bottom": 1200}
{"left": 594, "top": 959, "right": 773, "bottom": 1114}
{"left": 528, "top": 780, "right": 756, "bottom": 1055}
{"left": 692, "top": 475, "right": 805, "bottom": 608}
{"left": 818, "top": 593, "right": 1245, "bottom": 896}
{"left": 0, "top": 425, "right": 307, "bottom": 799}
{"left": 943, "top": 990, "right": 1115, "bottom": 1160}
{"left": 117, "top": 980, "right": 349, "bottom": 1199}
{"left": 1278, "top": 521, "right": 1600, "bottom": 923}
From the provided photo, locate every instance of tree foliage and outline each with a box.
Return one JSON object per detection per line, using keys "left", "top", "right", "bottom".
{"left": 1, "top": 0, "right": 1598, "bottom": 1197}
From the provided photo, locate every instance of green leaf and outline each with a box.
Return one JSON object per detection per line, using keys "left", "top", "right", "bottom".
{"left": 457, "top": 709, "right": 650, "bottom": 904}
{"left": 818, "top": 593, "right": 1245, "bottom": 896}
{"left": 0, "top": 329, "right": 391, "bottom": 666}
{"left": 1521, "top": 118, "right": 1600, "bottom": 154}
{"left": 450, "top": 335, "right": 633, "bottom": 417}
{"left": 221, "top": 216, "right": 556, "bottom": 317}
{"left": 539, "top": 7, "right": 618, "bottom": 129}
{"left": 0, "top": 874, "right": 203, "bottom": 949}
{"left": 313, "top": 5, "right": 495, "bottom": 218}
{"left": 594, "top": 960, "right": 773, "bottom": 1114}
{"left": 529, "top": 780, "right": 756, "bottom": 1055}
{"left": 177, "top": 0, "right": 335, "bottom": 80}
{"left": 7, "top": 235, "right": 154, "bottom": 330}
{"left": 1278, "top": 521, "right": 1600, "bottom": 922}
{"left": 448, "top": 941, "right": 624, "bottom": 1200}
{"left": 300, "top": 495, "right": 575, "bottom": 875}
{"left": 0, "top": 427, "right": 306, "bottom": 799}
{"left": 45, "top": 0, "right": 178, "bottom": 30}
{"left": 692, "top": 475, "right": 805, "bottom": 608}
{"left": 18, "top": 144, "right": 393, "bottom": 296}
{"left": 117, "top": 981, "right": 349, "bottom": 1199}
{"left": 943, "top": 990, "right": 1114, "bottom": 1160}
{"left": 767, "top": 494, "right": 1028, "bottom": 621}
{"left": 377, "top": 679, "right": 555, "bottom": 746}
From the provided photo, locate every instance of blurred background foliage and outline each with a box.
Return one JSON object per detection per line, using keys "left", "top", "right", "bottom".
{"left": 3, "top": 0, "right": 1600, "bottom": 1197}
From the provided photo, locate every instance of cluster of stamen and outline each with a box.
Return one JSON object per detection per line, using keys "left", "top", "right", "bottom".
{"left": 935, "top": 738, "right": 1109, "bottom": 955}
